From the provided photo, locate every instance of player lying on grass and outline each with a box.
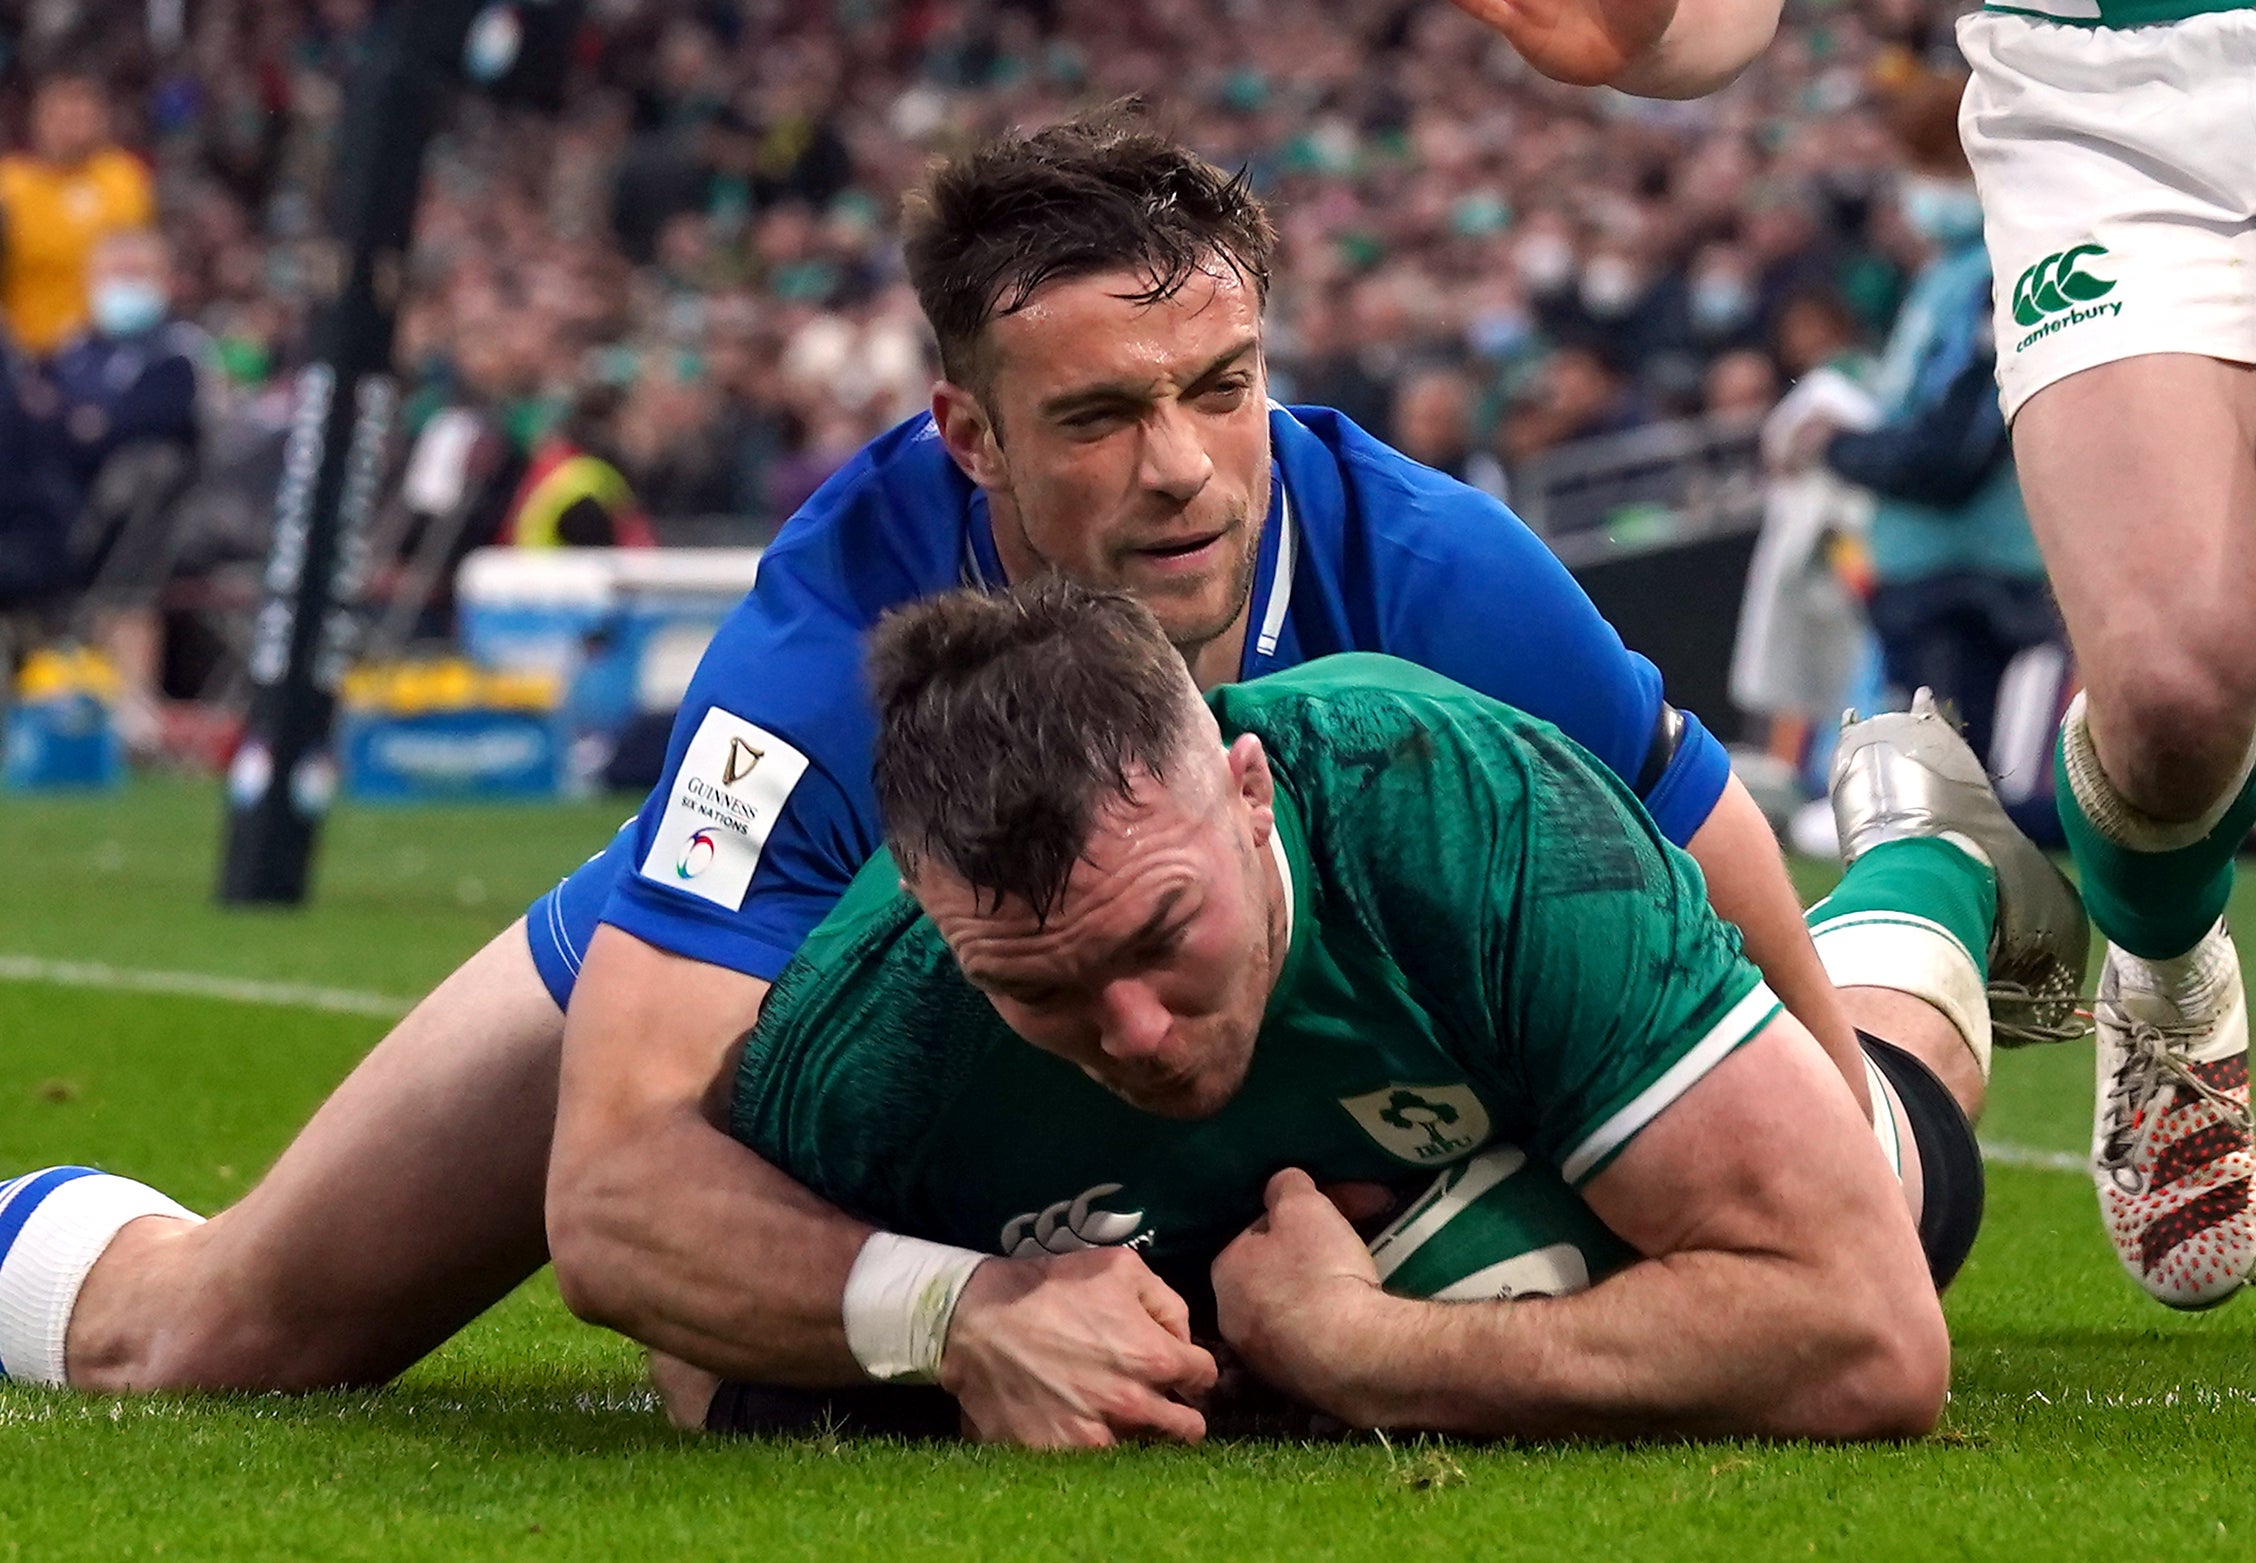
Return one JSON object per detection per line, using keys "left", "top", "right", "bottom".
{"left": 648, "top": 578, "right": 2063, "bottom": 1444}
{"left": 0, "top": 110, "right": 2086, "bottom": 1441}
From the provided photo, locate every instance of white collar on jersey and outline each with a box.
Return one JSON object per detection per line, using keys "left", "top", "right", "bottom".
{"left": 1267, "top": 820, "right": 1295, "bottom": 951}
{"left": 1254, "top": 484, "right": 1296, "bottom": 660}
{"left": 1253, "top": 399, "right": 1299, "bottom": 660}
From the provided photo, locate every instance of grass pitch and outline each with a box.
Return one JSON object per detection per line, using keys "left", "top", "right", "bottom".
{"left": 3, "top": 779, "right": 2255, "bottom": 1561}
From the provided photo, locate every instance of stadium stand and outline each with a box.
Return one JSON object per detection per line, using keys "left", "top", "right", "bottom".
{"left": 0, "top": 0, "right": 1985, "bottom": 769}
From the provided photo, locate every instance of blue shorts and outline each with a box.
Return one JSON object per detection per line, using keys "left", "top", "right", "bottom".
{"left": 526, "top": 826, "right": 635, "bottom": 1009}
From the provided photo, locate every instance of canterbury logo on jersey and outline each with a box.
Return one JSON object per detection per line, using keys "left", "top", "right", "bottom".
{"left": 999, "top": 1183, "right": 1152, "bottom": 1257}
{"left": 2013, "top": 244, "right": 2115, "bottom": 327}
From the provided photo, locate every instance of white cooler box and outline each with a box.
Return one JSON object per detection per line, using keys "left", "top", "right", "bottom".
{"left": 455, "top": 548, "right": 765, "bottom": 746}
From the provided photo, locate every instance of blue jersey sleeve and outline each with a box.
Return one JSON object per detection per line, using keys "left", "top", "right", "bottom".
{"left": 600, "top": 750, "right": 871, "bottom": 982}
{"left": 1285, "top": 408, "right": 1730, "bottom": 845}
{"left": 594, "top": 600, "right": 882, "bottom": 983}
{"left": 590, "top": 417, "right": 972, "bottom": 982}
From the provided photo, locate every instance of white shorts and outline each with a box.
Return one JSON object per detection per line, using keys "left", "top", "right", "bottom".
{"left": 1958, "top": 8, "right": 2256, "bottom": 419}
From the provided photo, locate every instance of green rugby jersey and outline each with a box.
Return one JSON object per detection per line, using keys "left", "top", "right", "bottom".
{"left": 730, "top": 656, "right": 1776, "bottom": 1298}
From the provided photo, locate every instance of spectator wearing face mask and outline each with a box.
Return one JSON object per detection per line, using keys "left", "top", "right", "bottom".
{"left": 49, "top": 230, "right": 202, "bottom": 486}
{"left": 45, "top": 227, "right": 206, "bottom": 753}
{"left": 1776, "top": 71, "right": 2062, "bottom": 829}
{"left": 1685, "top": 241, "right": 1765, "bottom": 355}
{"left": 0, "top": 71, "right": 154, "bottom": 357}
{"left": 1568, "top": 226, "right": 1734, "bottom": 382}
{"left": 1569, "top": 239, "right": 1675, "bottom": 370}
{"left": 1513, "top": 213, "right": 1585, "bottom": 339}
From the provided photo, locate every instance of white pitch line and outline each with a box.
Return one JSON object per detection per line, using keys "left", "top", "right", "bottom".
{"left": 0, "top": 957, "right": 2128, "bottom": 1176}
{"left": 0, "top": 953, "right": 412, "bottom": 1019}
{"left": 1981, "top": 1140, "right": 2084, "bottom": 1175}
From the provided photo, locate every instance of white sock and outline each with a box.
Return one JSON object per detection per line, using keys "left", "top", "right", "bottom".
{"left": 0, "top": 1168, "right": 201, "bottom": 1386}
{"left": 2118, "top": 918, "right": 2237, "bottom": 1021}
{"left": 1810, "top": 908, "right": 1993, "bottom": 1077}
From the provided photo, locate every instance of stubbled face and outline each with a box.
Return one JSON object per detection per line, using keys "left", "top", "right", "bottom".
{"left": 935, "top": 264, "right": 1273, "bottom": 683}
{"left": 909, "top": 728, "right": 1288, "bottom": 1120}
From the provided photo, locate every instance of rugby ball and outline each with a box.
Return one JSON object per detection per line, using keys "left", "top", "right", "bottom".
{"left": 1367, "top": 1145, "right": 1635, "bottom": 1301}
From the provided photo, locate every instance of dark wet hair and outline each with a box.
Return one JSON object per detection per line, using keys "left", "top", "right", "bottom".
{"left": 901, "top": 104, "right": 1274, "bottom": 393}
{"left": 868, "top": 577, "right": 1194, "bottom": 920}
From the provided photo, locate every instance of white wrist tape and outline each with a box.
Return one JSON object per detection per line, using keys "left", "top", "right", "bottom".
{"left": 841, "top": 1231, "right": 988, "bottom": 1385}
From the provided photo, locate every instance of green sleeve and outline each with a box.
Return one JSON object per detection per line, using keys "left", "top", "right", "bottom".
{"left": 1248, "top": 664, "right": 1773, "bottom": 1187}
{"left": 1487, "top": 719, "right": 1776, "bottom": 1185}
{"left": 728, "top": 850, "right": 1005, "bottom": 1230}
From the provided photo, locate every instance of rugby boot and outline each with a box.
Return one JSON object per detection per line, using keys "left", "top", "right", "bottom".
{"left": 2090, "top": 922, "right": 2256, "bottom": 1309}
{"left": 1832, "top": 687, "right": 2091, "bottom": 1046}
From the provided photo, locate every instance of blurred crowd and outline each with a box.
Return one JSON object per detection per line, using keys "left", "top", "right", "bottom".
{"left": 0, "top": 0, "right": 1977, "bottom": 523}
{"left": 0, "top": 0, "right": 2023, "bottom": 754}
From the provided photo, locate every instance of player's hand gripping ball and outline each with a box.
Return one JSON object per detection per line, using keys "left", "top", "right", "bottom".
{"left": 1364, "top": 1144, "right": 1634, "bottom": 1301}
{"left": 1208, "top": 1148, "right": 1631, "bottom": 1424}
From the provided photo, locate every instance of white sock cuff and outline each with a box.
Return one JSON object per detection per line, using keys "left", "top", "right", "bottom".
{"left": 1813, "top": 912, "right": 1993, "bottom": 1077}
{"left": 0, "top": 1171, "right": 200, "bottom": 1386}
{"left": 2059, "top": 690, "right": 2256, "bottom": 852}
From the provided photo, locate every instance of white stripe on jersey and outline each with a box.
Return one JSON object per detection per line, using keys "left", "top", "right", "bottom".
{"left": 1560, "top": 982, "right": 1781, "bottom": 1185}
{"left": 1256, "top": 488, "right": 1296, "bottom": 659}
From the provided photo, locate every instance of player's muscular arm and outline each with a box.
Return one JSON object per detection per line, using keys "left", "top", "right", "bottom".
{"left": 1449, "top": 0, "right": 1779, "bottom": 98}
{"left": 1686, "top": 777, "right": 1872, "bottom": 1115}
{"left": 547, "top": 926, "right": 1217, "bottom": 1439}
{"left": 1212, "top": 1019, "right": 1948, "bottom": 1441}
{"left": 547, "top": 926, "right": 869, "bottom": 1381}
{"left": 647, "top": 1247, "right": 1217, "bottom": 1447}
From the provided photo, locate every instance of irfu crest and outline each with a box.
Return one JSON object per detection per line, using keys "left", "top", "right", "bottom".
{"left": 1338, "top": 1082, "right": 1490, "bottom": 1165}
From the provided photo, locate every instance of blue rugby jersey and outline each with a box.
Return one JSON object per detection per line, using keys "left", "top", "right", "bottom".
{"left": 525, "top": 406, "right": 1729, "bottom": 1004}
